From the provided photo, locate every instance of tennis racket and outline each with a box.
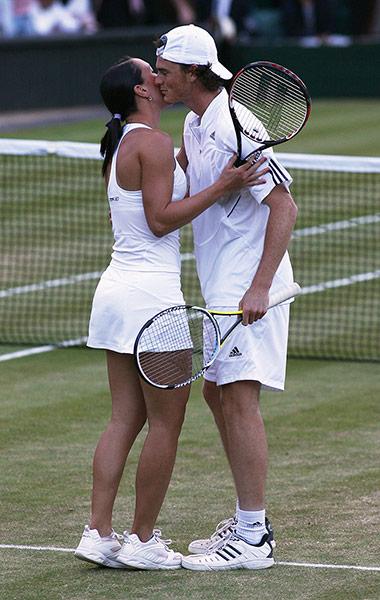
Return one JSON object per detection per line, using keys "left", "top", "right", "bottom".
{"left": 229, "top": 61, "right": 311, "bottom": 166}
{"left": 134, "top": 282, "right": 301, "bottom": 389}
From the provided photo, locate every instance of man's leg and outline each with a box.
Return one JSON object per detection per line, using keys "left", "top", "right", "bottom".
{"left": 202, "top": 378, "right": 270, "bottom": 545}
{"left": 182, "top": 378, "right": 273, "bottom": 569}
{"left": 219, "top": 379, "right": 267, "bottom": 511}
{"left": 203, "top": 378, "right": 267, "bottom": 509}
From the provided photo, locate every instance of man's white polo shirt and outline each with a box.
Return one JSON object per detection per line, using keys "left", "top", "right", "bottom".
{"left": 183, "top": 88, "right": 294, "bottom": 308}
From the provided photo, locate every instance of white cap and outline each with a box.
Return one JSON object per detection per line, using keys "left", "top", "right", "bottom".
{"left": 156, "top": 24, "right": 233, "bottom": 81}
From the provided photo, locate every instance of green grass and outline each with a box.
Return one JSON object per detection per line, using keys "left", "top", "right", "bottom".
{"left": 2, "top": 99, "right": 380, "bottom": 156}
{"left": 0, "top": 104, "right": 187, "bottom": 147}
{"left": 1, "top": 349, "right": 379, "bottom": 599}
{"left": 1, "top": 101, "right": 379, "bottom": 598}
{"left": 1, "top": 99, "right": 379, "bottom": 354}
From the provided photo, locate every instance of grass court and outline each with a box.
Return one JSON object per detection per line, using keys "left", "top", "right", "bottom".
{"left": 1, "top": 99, "right": 380, "bottom": 599}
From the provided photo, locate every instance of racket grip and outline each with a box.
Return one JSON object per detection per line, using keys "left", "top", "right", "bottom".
{"left": 234, "top": 156, "right": 245, "bottom": 167}
{"left": 268, "top": 282, "right": 302, "bottom": 309}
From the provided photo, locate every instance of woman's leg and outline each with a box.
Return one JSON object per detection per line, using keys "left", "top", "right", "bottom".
{"left": 203, "top": 379, "right": 230, "bottom": 463}
{"left": 90, "top": 351, "right": 147, "bottom": 536}
{"left": 131, "top": 380, "right": 190, "bottom": 542}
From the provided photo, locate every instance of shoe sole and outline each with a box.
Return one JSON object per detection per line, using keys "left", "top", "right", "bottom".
{"left": 188, "top": 538, "right": 276, "bottom": 554}
{"left": 182, "top": 557, "right": 274, "bottom": 571}
{"left": 187, "top": 542, "right": 209, "bottom": 553}
{"left": 116, "top": 556, "right": 182, "bottom": 570}
{"left": 74, "top": 550, "right": 125, "bottom": 569}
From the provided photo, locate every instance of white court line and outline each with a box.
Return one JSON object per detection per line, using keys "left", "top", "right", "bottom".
{"left": 0, "top": 544, "right": 379, "bottom": 571}
{"left": 1, "top": 214, "right": 378, "bottom": 299}
{"left": 291, "top": 213, "right": 380, "bottom": 238}
{"left": 275, "top": 561, "right": 380, "bottom": 572}
{"left": 0, "top": 257, "right": 194, "bottom": 299}
{"left": 0, "top": 271, "right": 102, "bottom": 299}
{"left": 0, "top": 544, "right": 75, "bottom": 553}
{"left": 0, "top": 337, "right": 87, "bottom": 362}
{"left": 1, "top": 267, "right": 379, "bottom": 363}
{"left": 0, "top": 213, "right": 379, "bottom": 362}
{"left": 0, "top": 345, "right": 58, "bottom": 362}
{"left": 301, "top": 270, "right": 380, "bottom": 294}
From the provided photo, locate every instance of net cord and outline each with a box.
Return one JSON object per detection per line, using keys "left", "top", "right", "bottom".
{"left": 1, "top": 139, "right": 379, "bottom": 172}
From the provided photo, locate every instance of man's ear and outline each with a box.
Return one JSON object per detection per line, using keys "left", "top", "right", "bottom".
{"left": 188, "top": 65, "right": 198, "bottom": 82}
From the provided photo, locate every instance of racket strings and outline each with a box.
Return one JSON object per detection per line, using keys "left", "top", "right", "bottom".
{"left": 231, "top": 66, "right": 308, "bottom": 141}
{"left": 136, "top": 307, "right": 218, "bottom": 387}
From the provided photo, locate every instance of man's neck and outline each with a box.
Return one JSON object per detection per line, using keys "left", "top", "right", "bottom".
{"left": 186, "top": 87, "right": 223, "bottom": 118}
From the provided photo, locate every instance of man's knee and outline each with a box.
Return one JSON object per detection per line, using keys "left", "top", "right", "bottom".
{"left": 220, "top": 380, "right": 261, "bottom": 417}
{"left": 202, "top": 379, "right": 219, "bottom": 405}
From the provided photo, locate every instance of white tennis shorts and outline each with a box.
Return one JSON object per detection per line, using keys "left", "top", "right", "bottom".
{"left": 87, "top": 265, "right": 185, "bottom": 354}
{"left": 203, "top": 303, "right": 290, "bottom": 391}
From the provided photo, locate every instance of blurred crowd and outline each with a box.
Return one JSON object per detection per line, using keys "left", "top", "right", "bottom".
{"left": 0, "top": 0, "right": 379, "bottom": 42}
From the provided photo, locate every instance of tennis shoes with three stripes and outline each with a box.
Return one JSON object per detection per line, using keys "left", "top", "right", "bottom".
{"left": 182, "top": 531, "right": 274, "bottom": 571}
{"left": 74, "top": 520, "right": 274, "bottom": 571}
{"left": 183, "top": 516, "right": 275, "bottom": 570}
{"left": 188, "top": 516, "right": 275, "bottom": 553}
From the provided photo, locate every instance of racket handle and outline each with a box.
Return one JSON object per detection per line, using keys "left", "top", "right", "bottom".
{"left": 234, "top": 156, "right": 245, "bottom": 167}
{"left": 268, "top": 282, "right": 302, "bottom": 309}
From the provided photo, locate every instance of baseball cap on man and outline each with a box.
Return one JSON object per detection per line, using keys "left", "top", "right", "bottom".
{"left": 156, "top": 24, "right": 233, "bottom": 81}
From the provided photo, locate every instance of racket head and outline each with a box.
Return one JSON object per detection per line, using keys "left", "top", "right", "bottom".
{"left": 229, "top": 61, "right": 311, "bottom": 151}
{"left": 134, "top": 305, "right": 221, "bottom": 389}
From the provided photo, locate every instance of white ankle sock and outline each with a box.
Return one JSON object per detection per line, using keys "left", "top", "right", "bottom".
{"left": 236, "top": 508, "right": 266, "bottom": 545}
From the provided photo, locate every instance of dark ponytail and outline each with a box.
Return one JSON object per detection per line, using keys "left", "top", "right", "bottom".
{"left": 99, "top": 56, "right": 143, "bottom": 176}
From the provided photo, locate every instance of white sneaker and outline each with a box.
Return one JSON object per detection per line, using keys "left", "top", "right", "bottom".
{"left": 188, "top": 516, "right": 275, "bottom": 553}
{"left": 116, "top": 529, "right": 182, "bottom": 570}
{"left": 187, "top": 517, "right": 236, "bottom": 553}
{"left": 182, "top": 533, "right": 274, "bottom": 571}
{"left": 74, "top": 525, "right": 125, "bottom": 568}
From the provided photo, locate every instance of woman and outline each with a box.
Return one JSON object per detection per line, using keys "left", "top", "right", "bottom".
{"left": 74, "top": 56, "right": 268, "bottom": 570}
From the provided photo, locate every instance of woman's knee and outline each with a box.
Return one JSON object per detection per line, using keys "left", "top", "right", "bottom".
{"left": 149, "top": 408, "right": 186, "bottom": 440}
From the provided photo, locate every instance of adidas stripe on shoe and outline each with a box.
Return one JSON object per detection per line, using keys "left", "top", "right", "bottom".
{"left": 188, "top": 517, "right": 236, "bottom": 554}
{"left": 188, "top": 516, "right": 275, "bottom": 554}
{"left": 182, "top": 532, "right": 274, "bottom": 571}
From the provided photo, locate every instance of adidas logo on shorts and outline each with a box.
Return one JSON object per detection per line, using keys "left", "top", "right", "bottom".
{"left": 229, "top": 346, "right": 242, "bottom": 357}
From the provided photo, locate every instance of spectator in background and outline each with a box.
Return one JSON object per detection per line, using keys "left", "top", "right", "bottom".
{"left": 64, "top": 0, "right": 98, "bottom": 33}
{"left": 95, "top": 0, "right": 146, "bottom": 28}
{"left": 29, "top": 0, "right": 96, "bottom": 35}
{"left": 95, "top": 0, "right": 197, "bottom": 29}
{"left": 280, "top": 0, "right": 350, "bottom": 45}
{"left": 348, "top": 0, "right": 380, "bottom": 35}
{"left": 369, "top": 0, "right": 380, "bottom": 34}
{"left": 0, "top": 0, "right": 16, "bottom": 36}
{"left": 190, "top": 0, "right": 253, "bottom": 43}
{"left": 30, "top": 1, "right": 77, "bottom": 35}
{"left": 153, "top": 0, "right": 197, "bottom": 24}
{"left": 213, "top": 0, "right": 252, "bottom": 41}
{"left": 0, "top": 0, "right": 34, "bottom": 36}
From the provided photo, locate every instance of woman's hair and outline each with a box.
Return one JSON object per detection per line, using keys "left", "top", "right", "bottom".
{"left": 99, "top": 56, "right": 143, "bottom": 176}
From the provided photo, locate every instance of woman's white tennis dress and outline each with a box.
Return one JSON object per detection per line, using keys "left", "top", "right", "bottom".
{"left": 87, "top": 124, "right": 187, "bottom": 354}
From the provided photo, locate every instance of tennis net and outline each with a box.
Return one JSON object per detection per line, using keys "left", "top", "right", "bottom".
{"left": 1, "top": 139, "right": 379, "bottom": 361}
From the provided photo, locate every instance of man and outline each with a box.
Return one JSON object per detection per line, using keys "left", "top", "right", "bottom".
{"left": 155, "top": 24, "right": 298, "bottom": 570}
